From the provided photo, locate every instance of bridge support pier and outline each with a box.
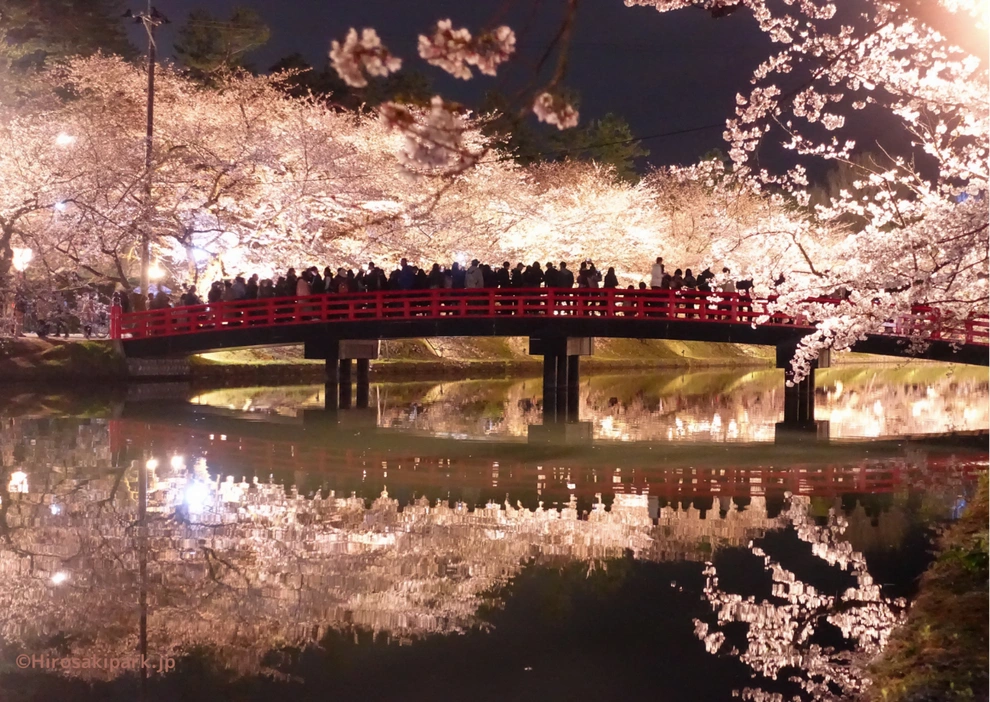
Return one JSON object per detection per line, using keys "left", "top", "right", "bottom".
{"left": 530, "top": 337, "right": 592, "bottom": 423}
{"left": 306, "top": 339, "right": 380, "bottom": 412}
{"left": 777, "top": 341, "right": 830, "bottom": 431}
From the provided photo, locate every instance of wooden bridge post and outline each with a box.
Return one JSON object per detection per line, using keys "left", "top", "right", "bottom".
{"left": 542, "top": 354, "right": 561, "bottom": 423}
{"left": 338, "top": 359, "right": 352, "bottom": 409}
{"left": 356, "top": 358, "right": 370, "bottom": 409}
{"left": 555, "top": 353, "right": 569, "bottom": 420}
{"left": 567, "top": 354, "right": 581, "bottom": 421}
{"left": 321, "top": 339, "right": 341, "bottom": 412}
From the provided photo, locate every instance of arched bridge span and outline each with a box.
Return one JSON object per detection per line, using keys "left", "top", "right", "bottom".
{"left": 114, "top": 288, "right": 988, "bottom": 365}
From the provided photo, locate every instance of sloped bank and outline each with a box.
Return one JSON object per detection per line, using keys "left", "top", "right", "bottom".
{"left": 190, "top": 337, "right": 774, "bottom": 383}
{"left": 0, "top": 337, "right": 126, "bottom": 383}
{"left": 866, "top": 476, "right": 989, "bottom": 701}
{"left": 0, "top": 335, "right": 918, "bottom": 385}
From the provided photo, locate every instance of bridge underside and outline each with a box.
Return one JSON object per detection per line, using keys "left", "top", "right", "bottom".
{"left": 121, "top": 317, "right": 989, "bottom": 366}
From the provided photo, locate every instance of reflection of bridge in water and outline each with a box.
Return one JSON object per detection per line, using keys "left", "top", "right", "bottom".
{"left": 181, "top": 365, "right": 990, "bottom": 444}
{"left": 112, "top": 409, "right": 984, "bottom": 503}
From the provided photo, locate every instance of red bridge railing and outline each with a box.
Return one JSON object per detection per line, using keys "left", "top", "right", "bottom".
{"left": 111, "top": 288, "right": 989, "bottom": 346}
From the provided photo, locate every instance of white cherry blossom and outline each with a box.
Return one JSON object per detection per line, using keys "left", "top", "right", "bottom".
{"left": 329, "top": 27, "right": 402, "bottom": 89}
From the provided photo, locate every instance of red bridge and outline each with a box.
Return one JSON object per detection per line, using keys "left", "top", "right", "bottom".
{"left": 112, "top": 288, "right": 988, "bottom": 365}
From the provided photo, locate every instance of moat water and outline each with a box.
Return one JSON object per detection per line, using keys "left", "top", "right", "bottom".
{"left": 0, "top": 364, "right": 986, "bottom": 701}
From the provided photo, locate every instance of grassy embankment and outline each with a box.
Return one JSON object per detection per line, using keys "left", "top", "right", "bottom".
{"left": 0, "top": 336, "right": 125, "bottom": 382}
{"left": 0, "top": 334, "right": 930, "bottom": 384}
{"left": 191, "top": 336, "right": 776, "bottom": 382}
{"left": 867, "top": 476, "right": 989, "bottom": 702}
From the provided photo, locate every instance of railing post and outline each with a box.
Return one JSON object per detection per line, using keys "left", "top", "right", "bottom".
{"left": 110, "top": 304, "right": 122, "bottom": 340}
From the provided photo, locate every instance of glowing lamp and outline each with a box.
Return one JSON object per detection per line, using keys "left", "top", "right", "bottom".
{"left": 8, "top": 471, "right": 28, "bottom": 493}
{"left": 11, "top": 248, "right": 32, "bottom": 272}
{"left": 55, "top": 133, "right": 76, "bottom": 146}
{"left": 184, "top": 481, "right": 211, "bottom": 513}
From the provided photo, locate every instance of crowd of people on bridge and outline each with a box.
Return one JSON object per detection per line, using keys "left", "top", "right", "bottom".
{"left": 121, "top": 256, "right": 752, "bottom": 312}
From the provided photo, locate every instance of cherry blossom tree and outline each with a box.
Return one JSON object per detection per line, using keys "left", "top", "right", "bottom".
{"left": 0, "top": 54, "right": 750, "bottom": 292}
{"left": 326, "top": 0, "right": 987, "bottom": 375}
{"left": 633, "top": 0, "right": 988, "bottom": 371}
{"left": 0, "top": 56, "right": 507, "bottom": 289}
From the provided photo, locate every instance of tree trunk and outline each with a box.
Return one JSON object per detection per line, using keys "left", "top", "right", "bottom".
{"left": 0, "top": 224, "right": 14, "bottom": 290}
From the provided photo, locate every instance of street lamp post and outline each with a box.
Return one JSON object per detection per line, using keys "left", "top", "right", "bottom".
{"left": 125, "top": 4, "right": 169, "bottom": 301}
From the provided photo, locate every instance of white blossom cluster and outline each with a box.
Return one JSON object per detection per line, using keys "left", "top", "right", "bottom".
{"left": 329, "top": 27, "right": 402, "bottom": 88}
{"left": 417, "top": 20, "right": 516, "bottom": 79}
{"left": 533, "top": 92, "right": 580, "bottom": 130}
{"left": 380, "top": 96, "right": 476, "bottom": 171}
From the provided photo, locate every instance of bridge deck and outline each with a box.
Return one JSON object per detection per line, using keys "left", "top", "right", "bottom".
{"left": 113, "top": 288, "right": 989, "bottom": 364}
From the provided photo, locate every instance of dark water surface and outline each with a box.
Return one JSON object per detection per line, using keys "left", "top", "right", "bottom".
{"left": 0, "top": 365, "right": 986, "bottom": 702}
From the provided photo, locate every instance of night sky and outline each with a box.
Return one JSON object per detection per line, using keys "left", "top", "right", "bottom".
{"left": 133, "top": 0, "right": 773, "bottom": 167}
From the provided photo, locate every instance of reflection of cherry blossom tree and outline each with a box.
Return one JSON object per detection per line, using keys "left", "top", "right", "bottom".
{"left": 693, "top": 493, "right": 908, "bottom": 700}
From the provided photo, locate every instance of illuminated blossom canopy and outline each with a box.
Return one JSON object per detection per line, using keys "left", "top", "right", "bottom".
{"left": 324, "top": 0, "right": 988, "bottom": 376}
{"left": 0, "top": 56, "right": 803, "bottom": 291}
{"left": 0, "top": 1, "right": 985, "bottom": 378}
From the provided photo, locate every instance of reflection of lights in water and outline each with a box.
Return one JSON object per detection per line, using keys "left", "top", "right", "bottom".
{"left": 8, "top": 471, "right": 28, "bottom": 493}
{"left": 50, "top": 503, "right": 61, "bottom": 515}
{"left": 181, "top": 368, "right": 988, "bottom": 443}
{"left": 184, "top": 481, "right": 212, "bottom": 513}
{"left": 51, "top": 571, "right": 69, "bottom": 585}
{"left": 873, "top": 400, "right": 884, "bottom": 416}
{"left": 170, "top": 455, "right": 185, "bottom": 471}
{"left": 146, "top": 458, "right": 159, "bottom": 471}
